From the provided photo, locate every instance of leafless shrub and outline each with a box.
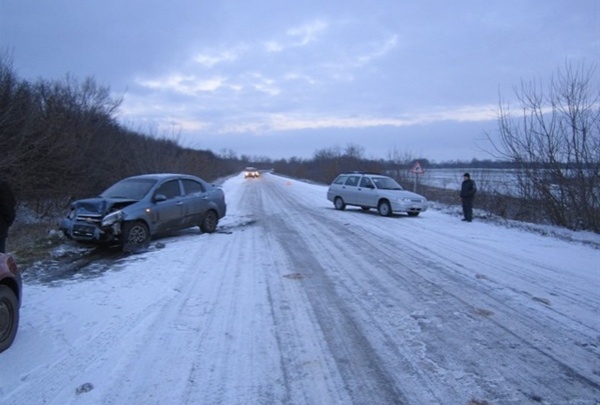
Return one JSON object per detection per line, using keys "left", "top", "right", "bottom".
{"left": 487, "top": 62, "right": 600, "bottom": 232}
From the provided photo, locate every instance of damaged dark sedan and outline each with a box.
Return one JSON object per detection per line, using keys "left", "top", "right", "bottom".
{"left": 59, "top": 173, "right": 226, "bottom": 251}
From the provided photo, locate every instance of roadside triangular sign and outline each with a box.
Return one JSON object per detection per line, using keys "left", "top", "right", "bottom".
{"left": 410, "top": 161, "right": 424, "bottom": 174}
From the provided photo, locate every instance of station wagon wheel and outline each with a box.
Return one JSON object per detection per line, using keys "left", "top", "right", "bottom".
{"left": 0, "top": 285, "right": 19, "bottom": 353}
{"left": 122, "top": 221, "right": 150, "bottom": 249}
{"left": 378, "top": 200, "right": 392, "bottom": 217}
{"left": 334, "top": 197, "right": 346, "bottom": 211}
{"left": 200, "top": 210, "right": 218, "bottom": 233}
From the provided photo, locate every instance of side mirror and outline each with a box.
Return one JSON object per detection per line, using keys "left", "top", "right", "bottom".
{"left": 153, "top": 194, "right": 167, "bottom": 202}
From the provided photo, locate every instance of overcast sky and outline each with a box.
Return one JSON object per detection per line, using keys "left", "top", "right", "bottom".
{"left": 1, "top": 1, "right": 598, "bottom": 162}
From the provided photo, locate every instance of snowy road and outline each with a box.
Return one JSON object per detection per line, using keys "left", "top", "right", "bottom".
{"left": 1, "top": 173, "right": 599, "bottom": 405}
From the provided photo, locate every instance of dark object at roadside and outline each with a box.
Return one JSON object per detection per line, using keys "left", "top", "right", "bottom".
{"left": 0, "top": 179, "right": 17, "bottom": 253}
{"left": 59, "top": 173, "right": 227, "bottom": 251}
{"left": 460, "top": 173, "right": 477, "bottom": 222}
{"left": 0, "top": 253, "right": 21, "bottom": 353}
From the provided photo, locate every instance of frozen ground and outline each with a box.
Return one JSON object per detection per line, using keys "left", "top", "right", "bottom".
{"left": 0, "top": 173, "right": 599, "bottom": 405}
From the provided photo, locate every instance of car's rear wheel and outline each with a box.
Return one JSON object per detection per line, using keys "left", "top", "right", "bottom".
{"left": 200, "top": 210, "right": 218, "bottom": 233}
{"left": 378, "top": 200, "right": 392, "bottom": 217}
{"left": 122, "top": 221, "right": 150, "bottom": 250}
{"left": 0, "top": 285, "right": 19, "bottom": 353}
{"left": 334, "top": 197, "right": 346, "bottom": 210}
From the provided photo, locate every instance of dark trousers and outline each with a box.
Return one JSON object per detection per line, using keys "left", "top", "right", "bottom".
{"left": 461, "top": 197, "right": 474, "bottom": 221}
{"left": 0, "top": 220, "right": 7, "bottom": 253}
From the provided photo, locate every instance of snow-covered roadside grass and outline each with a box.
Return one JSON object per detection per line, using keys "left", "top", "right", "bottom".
{"left": 8, "top": 220, "right": 66, "bottom": 270}
{"left": 429, "top": 200, "right": 600, "bottom": 249}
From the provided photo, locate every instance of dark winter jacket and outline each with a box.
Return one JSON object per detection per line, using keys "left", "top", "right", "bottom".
{"left": 460, "top": 179, "right": 477, "bottom": 199}
{"left": 0, "top": 179, "right": 16, "bottom": 236}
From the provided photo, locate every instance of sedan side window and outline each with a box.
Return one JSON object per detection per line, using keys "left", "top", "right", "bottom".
{"left": 155, "top": 180, "right": 181, "bottom": 200}
{"left": 182, "top": 179, "right": 206, "bottom": 195}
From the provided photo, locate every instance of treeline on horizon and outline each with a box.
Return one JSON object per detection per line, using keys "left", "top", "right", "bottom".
{"left": 1, "top": 54, "right": 598, "bottom": 232}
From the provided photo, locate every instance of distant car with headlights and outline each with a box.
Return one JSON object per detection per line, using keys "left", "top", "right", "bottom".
{"left": 0, "top": 253, "right": 21, "bottom": 353}
{"left": 59, "top": 173, "right": 227, "bottom": 251}
{"left": 327, "top": 172, "right": 428, "bottom": 216}
{"left": 244, "top": 167, "right": 260, "bottom": 178}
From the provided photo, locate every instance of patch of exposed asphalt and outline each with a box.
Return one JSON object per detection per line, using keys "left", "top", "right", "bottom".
{"left": 22, "top": 219, "right": 258, "bottom": 285}
{"left": 22, "top": 244, "right": 132, "bottom": 286}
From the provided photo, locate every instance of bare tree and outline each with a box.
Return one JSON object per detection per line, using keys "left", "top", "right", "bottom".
{"left": 344, "top": 143, "right": 365, "bottom": 160}
{"left": 386, "top": 147, "right": 415, "bottom": 185}
{"left": 487, "top": 62, "right": 600, "bottom": 231}
{"left": 311, "top": 146, "right": 342, "bottom": 183}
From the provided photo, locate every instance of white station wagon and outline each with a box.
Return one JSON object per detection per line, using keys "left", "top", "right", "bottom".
{"left": 327, "top": 172, "right": 428, "bottom": 217}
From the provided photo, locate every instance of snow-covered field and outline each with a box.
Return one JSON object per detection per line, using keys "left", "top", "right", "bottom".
{"left": 1, "top": 173, "right": 599, "bottom": 405}
{"left": 420, "top": 168, "right": 517, "bottom": 192}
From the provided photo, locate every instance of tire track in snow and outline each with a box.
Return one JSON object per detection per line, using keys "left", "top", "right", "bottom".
{"left": 257, "top": 174, "right": 600, "bottom": 404}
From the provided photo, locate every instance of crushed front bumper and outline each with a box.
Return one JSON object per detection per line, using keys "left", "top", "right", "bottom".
{"left": 59, "top": 218, "right": 121, "bottom": 244}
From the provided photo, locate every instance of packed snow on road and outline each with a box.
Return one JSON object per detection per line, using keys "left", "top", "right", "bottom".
{"left": 1, "top": 172, "right": 599, "bottom": 405}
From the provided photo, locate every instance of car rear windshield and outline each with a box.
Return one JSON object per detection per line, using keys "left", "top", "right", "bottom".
{"left": 372, "top": 177, "right": 403, "bottom": 190}
{"left": 101, "top": 178, "right": 158, "bottom": 200}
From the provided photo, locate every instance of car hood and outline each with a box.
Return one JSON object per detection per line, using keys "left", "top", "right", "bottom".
{"left": 70, "top": 197, "right": 139, "bottom": 216}
{"left": 378, "top": 189, "right": 427, "bottom": 200}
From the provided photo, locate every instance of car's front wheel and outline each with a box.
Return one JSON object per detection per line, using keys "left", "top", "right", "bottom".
{"left": 378, "top": 200, "right": 392, "bottom": 217}
{"left": 0, "top": 285, "right": 19, "bottom": 353}
{"left": 200, "top": 210, "right": 218, "bottom": 233}
{"left": 122, "top": 221, "right": 150, "bottom": 250}
{"left": 334, "top": 197, "right": 346, "bottom": 211}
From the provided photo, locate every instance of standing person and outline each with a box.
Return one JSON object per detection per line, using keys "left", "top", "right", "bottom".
{"left": 0, "top": 178, "right": 16, "bottom": 253}
{"left": 460, "top": 173, "right": 476, "bottom": 222}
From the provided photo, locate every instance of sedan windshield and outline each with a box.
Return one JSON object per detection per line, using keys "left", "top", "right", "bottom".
{"left": 372, "top": 177, "right": 403, "bottom": 190}
{"left": 101, "top": 178, "right": 158, "bottom": 200}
